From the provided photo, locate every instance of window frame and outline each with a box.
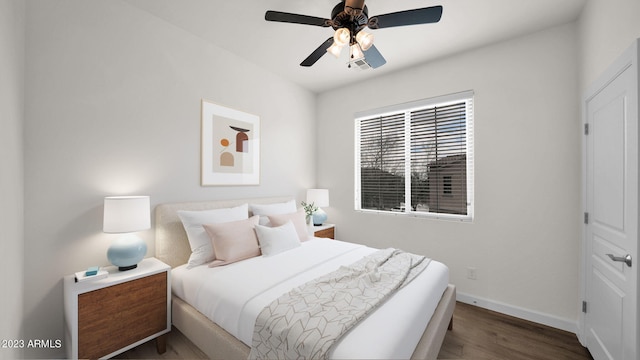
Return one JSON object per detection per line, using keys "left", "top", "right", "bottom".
{"left": 354, "top": 90, "right": 474, "bottom": 222}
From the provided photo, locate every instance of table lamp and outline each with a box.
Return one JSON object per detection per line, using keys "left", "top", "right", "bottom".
{"left": 306, "top": 189, "right": 329, "bottom": 226}
{"left": 103, "top": 196, "right": 150, "bottom": 271}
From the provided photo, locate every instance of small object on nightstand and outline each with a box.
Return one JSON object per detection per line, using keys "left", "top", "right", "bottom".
{"left": 85, "top": 266, "right": 99, "bottom": 276}
{"left": 103, "top": 196, "right": 150, "bottom": 271}
{"left": 74, "top": 269, "right": 108, "bottom": 283}
{"left": 306, "top": 189, "right": 330, "bottom": 225}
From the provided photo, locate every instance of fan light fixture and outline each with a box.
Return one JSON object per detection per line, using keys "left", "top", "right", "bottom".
{"left": 327, "top": 28, "right": 373, "bottom": 62}
{"left": 327, "top": 42, "right": 343, "bottom": 58}
{"left": 333, "top": 27, "right": 350, "bottom": 46}
{"left": 327, "top": 27, "right": 350, "bottom": 58}
{"left": 265, "top": 1, "right": 443, "bottom": 69}
{"left": 350, "top": 43, "right": 365, "bottom": 61}
{"left": 356, "top": 31, "right": 374, "bottom": 51}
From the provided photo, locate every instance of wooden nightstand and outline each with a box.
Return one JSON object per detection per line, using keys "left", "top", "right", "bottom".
{"left": 64, "top": 257, "right": 171, "bottom": 359}
{"left": 314, "top": 223, "right": 335, "bottom": 239}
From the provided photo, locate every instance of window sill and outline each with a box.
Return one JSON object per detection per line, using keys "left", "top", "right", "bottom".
{"left": 355, "top": 208, "right": 473, "bottom": 222}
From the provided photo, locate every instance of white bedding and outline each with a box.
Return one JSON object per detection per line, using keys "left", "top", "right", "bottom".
{"left": 172, "top": 238, "right": 449, "bottom": 359}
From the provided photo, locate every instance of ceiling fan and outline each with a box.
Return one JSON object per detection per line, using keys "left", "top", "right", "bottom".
{"left": 265, "top": 0, "right": 443, "bottom": 69}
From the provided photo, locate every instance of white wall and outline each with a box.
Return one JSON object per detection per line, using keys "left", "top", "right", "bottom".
{"left": 317, "top": 23, "right": 581, "bottom": 329}
{"left": 578, "top": 0, "right": 640, "bottom": 89}
{"left": 0, "top": 0, "right": 25, "bottom": 359}
{"left": 23, "top": 0, "right": 316, "bottom": 357}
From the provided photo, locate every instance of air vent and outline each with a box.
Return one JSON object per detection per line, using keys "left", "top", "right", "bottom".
{"left": 349, "top": 58, "right": 371, "bottom": 70}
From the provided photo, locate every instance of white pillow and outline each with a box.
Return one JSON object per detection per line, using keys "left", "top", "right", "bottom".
{"left": 249, "top": 200, "right": 296, "bottom": 225}
{"left": 255, "top": 220, "right": 301, "bottom": 257}
{"left": 267, "top": 209, "right": 310, "bottom": 242}
{"left": 177, "top": 204, "right": 248, "bottom": 268}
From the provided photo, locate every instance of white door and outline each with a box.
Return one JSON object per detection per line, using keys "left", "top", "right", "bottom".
{"left": 584, "top": 40, "right": 638, "bottom": 360}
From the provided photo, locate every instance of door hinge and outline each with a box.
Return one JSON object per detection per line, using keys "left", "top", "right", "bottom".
{"left": 584, "top": 123, "right": 589, "bottom": 135}
{"left": 584, "top": 212, "right": 589, "bottom": 224}
{"left": 582, "top": 301, "right": 587, "bottom": 313}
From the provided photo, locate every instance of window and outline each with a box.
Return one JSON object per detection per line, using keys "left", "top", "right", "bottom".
{"left": 355, "top": 91, "right": 474, "bottom": 221}
{"left": 443, "top": 176, "right": 452, "bottom": 195}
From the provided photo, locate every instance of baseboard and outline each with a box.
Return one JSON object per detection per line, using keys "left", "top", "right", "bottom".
{"left": 456, "top": 292, "right": 579, "bottom": 335}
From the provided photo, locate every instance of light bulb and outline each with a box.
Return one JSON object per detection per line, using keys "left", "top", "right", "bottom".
{"left": 356, "top": 31, "right": 374, "bottom": 51}
{"left": 350, "top": 43, "right": 364, "bottom": 61}
{"left": 334, "top": 28, "right": 350, "bottom": 47}
{"left": 326, "top": 42, "right": 343, "bottom": 58}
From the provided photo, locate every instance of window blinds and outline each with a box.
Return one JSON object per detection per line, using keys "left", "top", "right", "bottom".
{"left": 358, "top": 112, "right": 405, "bottom": 211}
{"left": 355, "top": 91, "right": 474, "bottom": 220}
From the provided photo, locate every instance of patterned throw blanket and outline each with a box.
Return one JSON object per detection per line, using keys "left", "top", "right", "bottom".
{"left": 249, "top": 248, "right": 431, "bottom": 360}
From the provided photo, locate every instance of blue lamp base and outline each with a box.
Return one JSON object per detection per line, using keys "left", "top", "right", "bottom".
{"left": 313, "top": 208, "right": 328, "bottom": 226}
{"left": 107, "top": 234, "right": 147, "bottom": 271}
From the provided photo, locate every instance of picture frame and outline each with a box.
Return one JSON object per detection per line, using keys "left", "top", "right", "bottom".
{"left": 201, "top": 100, "right": 260, "bottom": 186}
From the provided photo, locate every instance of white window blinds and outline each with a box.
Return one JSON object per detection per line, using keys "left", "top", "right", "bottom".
{"left": 355, "top": 91, "right": 474, "bottom": 221}
{"left": 358, "top": 112, "right": 405, "bottom": 211}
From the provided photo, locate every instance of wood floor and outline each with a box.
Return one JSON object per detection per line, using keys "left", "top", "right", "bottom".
{"left": 116, "top": 301, "right": 593, "bottom": 360}
{"left": 439, "top": 302, "right": 593, "bottom": 360}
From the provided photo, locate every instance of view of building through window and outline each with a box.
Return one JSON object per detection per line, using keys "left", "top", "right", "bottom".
{"left": 355, "top": 92, "right": 473, "bottom": 220}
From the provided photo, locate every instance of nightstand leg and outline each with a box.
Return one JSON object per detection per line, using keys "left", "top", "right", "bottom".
{"left": 156, "top": 334, "right": 167, "bottom": 354}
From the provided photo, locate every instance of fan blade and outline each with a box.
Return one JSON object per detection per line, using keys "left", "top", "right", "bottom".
{"left": 301, "top": 37, "right": 334, "bottom": 67}
{"left": 265, "top": 11, "right": 331, "bottom": 27}
{"left": 363, "top": 45, "right": 386, "bottom": 69}
{"left": 368, "top": 6, "right": 443, "bottom": 29}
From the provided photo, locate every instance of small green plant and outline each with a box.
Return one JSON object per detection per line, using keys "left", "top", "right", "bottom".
{"left": 301, "top": 201, "right": 318, "bottom": 219}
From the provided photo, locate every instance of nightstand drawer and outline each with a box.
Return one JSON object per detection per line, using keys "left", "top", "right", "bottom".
{"left": 314, "top": 226, "right": 334, "bottom": 239}
{"left": 78, "top": 272, "right": 167, "bottom": 359}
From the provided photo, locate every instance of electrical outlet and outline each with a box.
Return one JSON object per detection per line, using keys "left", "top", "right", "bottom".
{"left": 467, "top": 267, "right": 477, "bottom": 280}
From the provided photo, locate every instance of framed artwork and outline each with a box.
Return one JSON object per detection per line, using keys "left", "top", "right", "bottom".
{"left": 201, "top": 100, "right": 260, "bottom": 186}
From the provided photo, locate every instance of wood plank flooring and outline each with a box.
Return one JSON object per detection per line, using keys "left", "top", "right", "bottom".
{"left": 116, "top": 301, "right": 593, "bottom": 359}
{"left": 439, "top": 302, "right": 593, "bottom": 360}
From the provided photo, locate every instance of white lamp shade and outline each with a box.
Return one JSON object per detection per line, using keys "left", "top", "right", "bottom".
{"left": 306, "top": 189, "right": 329, "bottom": 207}
{"left": 327, "top": 42, "right": 343, "bottom": 58}
{"left": 356, "top": 31, "right": 374, "bottom": 51}
{"left": 103, "top": 196, "right": 151, "bottom": 233}
{"left": 350, "top": 43, "right": 365, "bottom": 61}
{"left": 333, "top": 28, "right": 350, "bottom": 46}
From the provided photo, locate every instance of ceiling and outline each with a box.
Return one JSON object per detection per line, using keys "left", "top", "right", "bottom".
{"left": 124, "top": 0, "right": 587, "bottom": 93}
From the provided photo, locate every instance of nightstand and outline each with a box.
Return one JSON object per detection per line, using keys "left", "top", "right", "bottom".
{"left": 64, "top": 257, "right": 171, "bottom": 359}
{"left": 314, "top": 223, "right": 335, "bottom": 239}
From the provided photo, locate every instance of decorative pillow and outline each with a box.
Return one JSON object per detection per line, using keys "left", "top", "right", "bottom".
{"left": 250, "top": 200, "right": 296, "bottom": 225}
{"left": 267, "top": 208, "right": 310, "bottom": 242}
{"left": 177, "top": 204, "right": 248, "bottom": 268}
{"left": 255, "top": 220, "right": 301, "bottom": 257}
{"left": 203, "top": 215, "right": 260, "bottom": 267}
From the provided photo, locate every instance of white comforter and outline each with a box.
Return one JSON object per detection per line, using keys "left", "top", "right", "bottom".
{"left": 172, "top": 238, "right": 449, "bottom": 359}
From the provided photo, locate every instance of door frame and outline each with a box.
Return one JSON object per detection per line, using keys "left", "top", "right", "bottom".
{"left": 579, "top": 38, "right": 639, "bottom": 356}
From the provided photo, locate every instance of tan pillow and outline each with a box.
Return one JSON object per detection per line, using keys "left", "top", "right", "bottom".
{"left": 268, "top": 209, "right": 309, "bottom": 242}
{"left": 203, "top": 215, "right": 260, "bottom": 267}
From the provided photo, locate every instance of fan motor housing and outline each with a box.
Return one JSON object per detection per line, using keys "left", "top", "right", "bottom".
{"left": 344, "top": 0, "right": 366, "bottom": 15}
{"left": 331, "top": 2, "right": 368, "bottom": 33}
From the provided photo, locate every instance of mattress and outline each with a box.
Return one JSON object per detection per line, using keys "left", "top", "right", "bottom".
{"left": 172, "top": 238, "right": 449, "bottom": 359}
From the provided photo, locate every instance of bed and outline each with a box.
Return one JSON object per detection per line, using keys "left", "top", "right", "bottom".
{"left": 155, "top": 196, "right": 456, "bottom": 360}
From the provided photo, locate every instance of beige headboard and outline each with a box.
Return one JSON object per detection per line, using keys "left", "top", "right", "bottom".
{"left": 154, "top": 196, "right": 294, "bottom": 268}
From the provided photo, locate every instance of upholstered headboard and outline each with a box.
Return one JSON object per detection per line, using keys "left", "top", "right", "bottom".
{"left": 154, "top": 196, "right": 294, "bottom": 268}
